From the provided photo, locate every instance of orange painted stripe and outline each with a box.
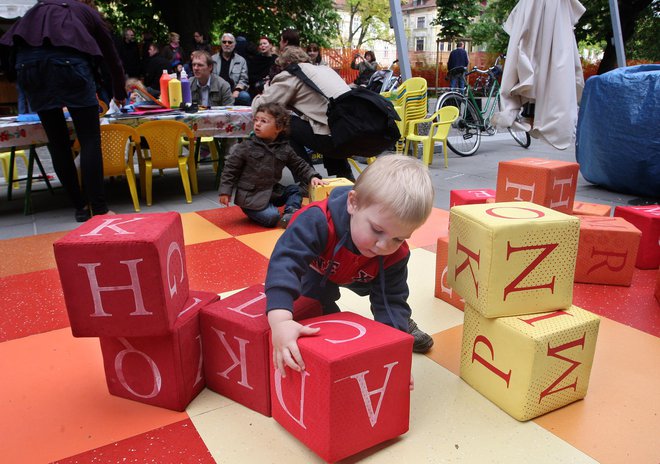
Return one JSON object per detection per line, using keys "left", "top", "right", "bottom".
{"left": 0, "top": 231, "right": 67, "bottom": 278}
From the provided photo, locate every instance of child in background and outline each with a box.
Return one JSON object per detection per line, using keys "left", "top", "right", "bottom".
{"left": 219, "top": 102, "right": 325, "bottom": 228}
{"left": 266, "top": 155, "right": 435, "bottom": 378}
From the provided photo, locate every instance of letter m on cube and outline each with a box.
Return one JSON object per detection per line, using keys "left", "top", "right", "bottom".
{"left": 53, "top": 213, "right": 189, "bottom": 337}
{"left": 448, "top": 202, "right": 579, "bottom": 318}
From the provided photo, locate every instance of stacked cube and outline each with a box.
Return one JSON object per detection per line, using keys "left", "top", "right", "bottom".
{"left": 447, "top": 201, "right": 601, "bottom": 421}
{"left": 309, "top": 177, "right": 354, "bottom": 202}
{"left": 54, "top": 213, "right": 219, "bottom": 411}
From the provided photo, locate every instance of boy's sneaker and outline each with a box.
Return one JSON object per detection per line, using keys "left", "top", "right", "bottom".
{"left": 408, "top": 319, "right": 434, "bottom": 353}
{"left": 278, "top": 208, "right": 298, "bottom": 229}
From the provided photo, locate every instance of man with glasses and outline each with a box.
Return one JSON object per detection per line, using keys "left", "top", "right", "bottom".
{"left": 212, "top": 33, "right": 250, "bottom": 105}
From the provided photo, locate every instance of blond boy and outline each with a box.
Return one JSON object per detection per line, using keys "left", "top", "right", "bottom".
{"left": 266, "top": 155, "right": 435, "bottom": 376}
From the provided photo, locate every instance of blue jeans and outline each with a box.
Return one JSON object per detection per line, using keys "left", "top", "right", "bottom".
{"left": 450, "top": 75, "right": 466, "bottom": 90}
{"left": 241, "top": 184, "right": 301, "bottom": 227}
{"left": 234, "top": 90, "right": 252, "bottom": 106}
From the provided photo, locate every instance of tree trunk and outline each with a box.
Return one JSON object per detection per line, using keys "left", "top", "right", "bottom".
{"left": 152, "top": 0, "right": 217, "bottom": 51}
{"left": 597, "top": 0, "right": 651, "bottom": 74}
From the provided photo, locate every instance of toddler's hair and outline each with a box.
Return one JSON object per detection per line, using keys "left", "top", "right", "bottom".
{"left": 255, "top": 102, "right": 290, "bottom": 134}
{"left": 353, "top": 155, "right": 434, "bottom": 227}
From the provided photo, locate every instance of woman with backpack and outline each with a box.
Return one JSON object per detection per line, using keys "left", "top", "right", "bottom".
{"left": 251, "top": 46, "right": 354, "bottom": 181}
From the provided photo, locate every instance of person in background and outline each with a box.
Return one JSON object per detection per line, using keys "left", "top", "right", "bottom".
{"left": 143, "top": 42, "right": 172, "bottom": 96}
{"left": 447, "top": 41, "right": 469, "bottom": 90}
{"left": 266, "top": 155, "right": 436, "bottom": 381}
{"left": 212, "top": 33, "right": 250, "bottom": 105}
{"left": 0, "top": 0, "right": 126, "bottom": 221}
{"left": 189, "top": 50, "right": 233, "bottom": 107}
{"left": 252, "top": 46, "right": 355, "bottom": 181}
{"left": 219, "top": 102, "right": 325, "bottom": 228}
{"left": 116, "top": 27, "right": 141, "bottom": 78}
{"left": 306, "top": 43, "right": 326, "bottom": 66}
{"left": 351, "top": 50, "right": 378, "bottom": 86}
{"left": 191, "top": 31, "right": 212, "bottom": 54}
{"left": 248, "top": 36, "right": 277, "bottom": 98}
{"left": 268, "top": 28, "right": 300, "bottom": 80}
{"left": 167, "top": 32, "right": 185, "bottom": 70}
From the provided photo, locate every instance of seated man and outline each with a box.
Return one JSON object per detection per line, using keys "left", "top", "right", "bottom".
{"left": 212, "top": 33, "right": 251, "bottom": 105}
{"left": 190, "top": 50, "right": 234, "bottom": 107}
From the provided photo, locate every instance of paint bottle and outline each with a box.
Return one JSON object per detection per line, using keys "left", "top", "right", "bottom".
{"left": 180, "top": 69, "right": 192, "bottom": 105}
{"left": 168, "top": 76, "right": 182, "bottom": 109}
{"left": 159, "top": 70, "right": 171, "bottom": 107}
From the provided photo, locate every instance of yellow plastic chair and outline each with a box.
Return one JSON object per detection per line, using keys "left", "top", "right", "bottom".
{"left": 383, "top": 78, "right": 428, "bottom": 152}
{"left": 136, "top": 120, "right": 198, "bottom": 206}
{"left": 347, "top": 156, "right": 376, "bottom": 174}
{"left": 100, "top": 124, "right": 141, "bottom": 211}
{"left": 0, "top": 149, "right": 28, "bottom": 189}
{"left": 404, "top": 106, "right": 459, "bottom": 168}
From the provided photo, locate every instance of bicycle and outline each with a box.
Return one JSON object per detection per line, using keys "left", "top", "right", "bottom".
{"left": 435, "top": 55, "right": 530, "bottom": 157}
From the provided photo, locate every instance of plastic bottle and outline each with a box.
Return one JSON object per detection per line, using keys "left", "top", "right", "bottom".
{"left": 159, "top": 70, "right": 171, "bottom": 107}
{"left": 180, "top": 69, "right": 192, "bottom": 105}
{"left": 168, "top": 76, "right": 182, "bottom": 109}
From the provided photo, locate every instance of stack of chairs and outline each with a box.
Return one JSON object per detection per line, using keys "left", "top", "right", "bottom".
{"left": 382, "top": 77, "right": 428, "bottom": 152}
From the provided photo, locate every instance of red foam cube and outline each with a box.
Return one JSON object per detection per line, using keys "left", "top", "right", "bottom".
{"left": 99, "top": 293, "right": 205, "bottom": 411}
{"left": 572, "top": 200, "right": 612, "bottom": 217}
{"left": 434, "top": 235, "right": 465, "bottom": 310}
{"left": 614, "top": 205, "right": 660, "bottom": 269}
{"left": 271, "top": 312, "right": 412, "bottom": 463}
{"left": 53, "top": 213, "right": 189, "bottom": 337}
{"left": 450, "top": 189, "right": 496, "bottom": 208}
{"left": 200, "top": 284, "right": 322, "bottom": 416}
{"left": 575, "top": 216, "right": 641, "bottom": 286}
{"left": 655, "top": 270, "right": 660, "bottom": 303}
{"left": 496, "top": 157, "right": 579, "bottom": 213}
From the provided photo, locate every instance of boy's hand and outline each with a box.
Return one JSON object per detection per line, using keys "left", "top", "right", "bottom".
{"left": 310, "top": 177, "right": 327, "bottom": 187}
{"left": 219, "top": 194, "right": 230, "bottom": 206}
{"left": 268, "top": 309, "right": 320, "bottom": 377}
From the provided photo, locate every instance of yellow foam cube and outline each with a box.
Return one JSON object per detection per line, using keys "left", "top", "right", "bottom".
{"left": 447, "top": 201, "right": 579, "bottom": 318}
{"left": 309, "top": 177, "right": 354, "bottom": 202}
{"left": 460, "top": 304, "right": 600, "bottom": 421}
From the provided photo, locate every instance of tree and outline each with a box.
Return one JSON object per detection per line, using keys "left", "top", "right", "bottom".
{"left": 340, "top": 0, "right": 392, "bottom": 49}
{"left": 96, "top": 0, "right": 341, "bottom": 49}
{"left": 432, "top": 0, "right": 480, "bottom": 47}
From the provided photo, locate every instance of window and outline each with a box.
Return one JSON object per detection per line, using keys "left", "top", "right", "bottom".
{"left": 416, "top": 16, "right": 426, "bottom": 29}
{"left": 415, "top": 0, "right": 424, "bottom": 6}
{"left": 415, "top": 38, "right": 425, "bottom": 51}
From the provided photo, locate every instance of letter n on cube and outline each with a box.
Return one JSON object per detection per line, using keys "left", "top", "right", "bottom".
{"left": 200, "top": 284, "right": 322, "bottom": 416}
{"left": 99, "top": 295, "right": 205, "bottom": 411}
{"left": 53, "top": 213, "right": 189, "bottom": 337}
{"left": 496, "top": 158, "right": 579, "bottom": 213}
{"left": 460, "top": 304, "right": 600, "bottom": 421}
{"left": 271, "top": 312, "right": 412, "bottom": 463}
{"left": 448, "top": 202, "right": 579, "bottom": 318}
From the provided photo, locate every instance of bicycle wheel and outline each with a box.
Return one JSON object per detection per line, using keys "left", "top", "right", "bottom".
{"left": 508, "top": 126, "right": 531, "bottom": 148}
{"left": 436, "top": 92, "right": 481, "bottom": 156}
{"left": 495, "top": 98, "right": 531, "bottom": 148}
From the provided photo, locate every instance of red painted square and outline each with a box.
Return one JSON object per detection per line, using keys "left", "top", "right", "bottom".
{"left": 572, "top": 200, "right": 612, "bottom": 217}
{"left": 53, "top": 213, "right": 189, "bottom": 337}
{"left": 434, "top": 236, "right": 465, "bottom": 310}
{"left": 450, "top": 189, "right": 496, "bottom": 208}
{"left": 496, "top": 157, "right": 579, "bottom": 213}
{"left": 0, "top": 269, "right": 68, "bottom": 342}
{"left": 614, "top": 205, "right": 660, "bottom": 269}
{"left": 99, "top": 297, "right": 205, "bottom": 411}
{"left": 53, "top": 419, "right": 214, "bottom": 463}
{"left": 271, "top": 312, "right": 412, "bottom": 463}
{"left": 185, "top": 238, "right": 270, "bottom": 294}
{"left": 575, "top": 216, "right": 641, "bottom": 286}
{"left": 196, "top": 206, "right": 270, "bottom": 236}
{"left": 200, "top": 284, "right": 322, "bottom": 416}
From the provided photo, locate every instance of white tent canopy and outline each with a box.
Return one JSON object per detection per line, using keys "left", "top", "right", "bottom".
{"left": 0, "top": 0, "right": 37, "bottom": 19}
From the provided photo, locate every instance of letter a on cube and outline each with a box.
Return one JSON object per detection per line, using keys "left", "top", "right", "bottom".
{"left": 448, "top": 202, "right": 579, "bottom": 318}
{"left": 99, "top": 293, "right": 206, "bottom": 411}
{"left": 271, "top": 312, "right": 412, "bottom": 462}
{"left": 460, "top": 304, "right": 600, "bottom": 421}
{"left": 53, "top": 213, "right": 189, "bottom": 337}
{"left": 200, "top": 284, "right": 322, "bottom": 416}
{"left": 496, "top": 157, "right": 579, "bottom": 214}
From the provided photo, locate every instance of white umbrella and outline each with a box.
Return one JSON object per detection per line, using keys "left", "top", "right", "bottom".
{"left": 0, "top": 0, "right": 37, "bottom": 19}
{"left": 493, "top": 0, "right": 586, "bottom": 150}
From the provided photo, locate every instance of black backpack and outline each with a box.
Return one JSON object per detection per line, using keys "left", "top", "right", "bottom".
{"left": 286, "top": 64, "right": 401, "bottom": 158}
